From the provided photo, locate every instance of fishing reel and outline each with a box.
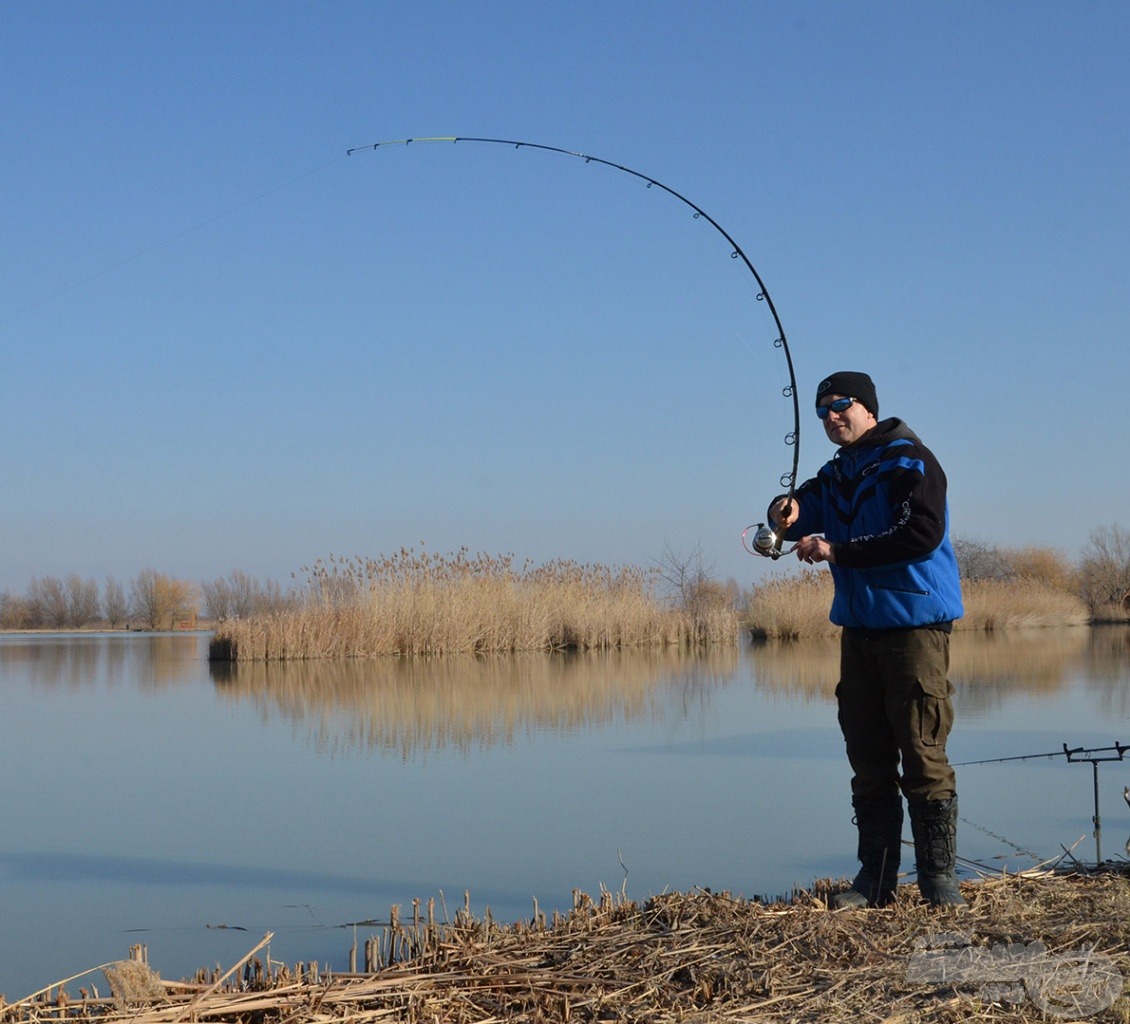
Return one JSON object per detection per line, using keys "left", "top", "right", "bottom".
{"left": 742, "top": 522, "right": 786, "bottom": 559}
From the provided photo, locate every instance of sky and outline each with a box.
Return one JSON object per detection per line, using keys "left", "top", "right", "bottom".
{"left": 3, "top": 1, "right": 1128, "bottom": 595}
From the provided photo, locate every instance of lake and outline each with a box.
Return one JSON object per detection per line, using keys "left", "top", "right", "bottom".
{"left": 1, "top": 627, "right": 1128, "bottom": 998}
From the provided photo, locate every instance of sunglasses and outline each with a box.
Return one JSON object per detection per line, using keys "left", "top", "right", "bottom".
{"left": 816, "top": 396, "right": 857, "bottom": 419}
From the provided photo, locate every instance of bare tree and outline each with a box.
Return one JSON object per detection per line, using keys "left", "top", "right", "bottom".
{"left": 1003, "top": 546, "right": 1078, "bottom": 592}
{"left": 65, "top": 574, "right": 101, "bottom": 627}
{"left": 1079, "top": 524, "right": 1130, "bottom": 613}
{"left": 200, "top": 577, "right": 232, "bottom": 621}
{"left": 130, "top": 569, "right": 199, "bottom": 630}
{"left": 27, "top": 576, "right": 69, "bottom": 627}
{"left": 104, "top": 576, "right": 129, "bottom": 628}
{"left": 656, "top": 541, "right": 715, "bottom": 611}
{"left": 0, "top": 592, "right": 32, "bottom": 629}
{"left": 655, "top": 542, "right": 739, "bottom": 622}
{"left": 129, "top": 569, "right": 161, "bottom": 628}
{"left": 952, "top": 538, "right": 1013, "bottom": 582}
{"left": 201, "top": 570, "right": 288, "bottom": 620}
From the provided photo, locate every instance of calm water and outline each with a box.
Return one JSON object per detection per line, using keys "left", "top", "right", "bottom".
{"left": 1, "top": 628, "right": 1128, "bottom": 997}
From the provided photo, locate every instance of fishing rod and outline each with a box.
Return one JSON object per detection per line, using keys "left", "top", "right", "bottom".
{"left": 958, "top": 741, "right": 1128, "bottom": 866}
{"left": 346, "top": 136, "right": 799, "bottom": 559}
{"left": 954, "top": 742, "right": 1129, "bottom": 768}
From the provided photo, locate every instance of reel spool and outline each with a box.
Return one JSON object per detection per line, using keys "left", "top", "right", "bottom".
{"left": 742, "top": 522, "right": 785, "bottom": 559}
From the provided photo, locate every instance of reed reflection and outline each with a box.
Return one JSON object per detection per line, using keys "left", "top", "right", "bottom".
{"left": 209, "top": 646, "right": 740, "bottom": 757}
{"left": 949, "top": 630, "right": 1091, "bottom": 714}
{"left": 746, "top": 637, "right": 840, "bottom": 700}
{"left": 0, "top": 633, "right": 204, "bottom": 691}
{"left": 1083, "top": 625, "right": 1130, "bottom": 716}
{"left": 747, "top": 629, "right": 1101, "bottom": 714}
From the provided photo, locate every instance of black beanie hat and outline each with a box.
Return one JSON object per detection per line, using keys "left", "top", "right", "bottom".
{"left": 815, "top": 371, "right": 879, "bottom": 418}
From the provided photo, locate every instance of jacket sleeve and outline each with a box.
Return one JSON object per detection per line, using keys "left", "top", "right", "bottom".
{"left": 832, "top": 444, "right": 948, "bottom": 569}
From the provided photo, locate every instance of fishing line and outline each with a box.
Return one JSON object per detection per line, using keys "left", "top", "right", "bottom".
{"left": 957, "top": 741, "right": 1128, "bottom": 866}
{"left": 347, "top": 136, "right": 799, "bottom": 558}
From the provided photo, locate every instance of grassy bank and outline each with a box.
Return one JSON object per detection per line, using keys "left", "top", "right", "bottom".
{"left": 211, "top": 550, "right": 740, "bottom": 661}
{"left": 746, "top": 569, "right": 1093, "bottom": 640}
{"left": 8, "top": 869, "right": 1129, "bottom": 1022}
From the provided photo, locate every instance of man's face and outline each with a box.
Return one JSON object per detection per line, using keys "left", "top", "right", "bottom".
{"left": 818, "top": 393, "right": 878, "bottom": 446}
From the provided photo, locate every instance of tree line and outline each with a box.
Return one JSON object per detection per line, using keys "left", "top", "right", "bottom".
{"left": 0, "top": 569, "right": 293, "bottom": 631}
{"left": 952, "top": 524, "right": 1130, "bottom": 617}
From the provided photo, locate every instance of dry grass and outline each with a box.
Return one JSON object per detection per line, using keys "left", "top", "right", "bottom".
{"left": 743, "top": 569, "right": 837, "bottom": 640}
{"left": 8, "top": 869, "right": 1129, "bottom": 1023}
{"left": 1091, "top": 599, "right": 1130, "bottom": 624}
{"left": 960, "top": 579, "right": 1090, "bottom": 630}
{"left": 745, "top": 571, "right": 1092, "bottom": 639}
{"left": 211, "top": 550, "right": 740, "bottom": 661}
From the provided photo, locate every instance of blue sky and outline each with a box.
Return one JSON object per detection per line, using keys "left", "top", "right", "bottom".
{"left": 3, "top": 1, "right": 1127, "bottom": 594}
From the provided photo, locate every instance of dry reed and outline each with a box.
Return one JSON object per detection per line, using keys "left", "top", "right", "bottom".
{"left": 1093, "top": 599, "right": 1130, "bottom": 623}
{"left": 960, "top": 579, "right": 1090, "bottom": 631}
{"left": 744, "top": 569, "right": 838, "bottom": 640}
{"left": 8, "top": 868, "right": 1129, "bottom": 1023}
{"left": 211, "top": 550, "right": 740, "bottom": 661}
{"left": 746, "top": 570, "right": 1093, "bottom": 639}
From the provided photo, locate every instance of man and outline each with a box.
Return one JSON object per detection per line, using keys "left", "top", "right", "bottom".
{"left": 768, "top": 370, "right": 965, "bottom": 908}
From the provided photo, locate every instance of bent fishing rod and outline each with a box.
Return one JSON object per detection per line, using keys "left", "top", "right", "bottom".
{"left": 347, "top": 136, "right": 798, "bottom": 559}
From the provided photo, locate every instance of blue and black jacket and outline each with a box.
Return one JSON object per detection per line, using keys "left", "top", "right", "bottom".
{"left": 773, "top": 417, "right": 964, "bottom": 630}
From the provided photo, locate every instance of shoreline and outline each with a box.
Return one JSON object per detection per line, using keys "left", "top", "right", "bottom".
{"left": 5, "top": 868, "right": 1128, "bottom": 1022}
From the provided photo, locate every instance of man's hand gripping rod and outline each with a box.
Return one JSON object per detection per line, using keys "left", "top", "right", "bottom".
{"left": 742, "top": 497, "right": 798, "bottom": 559}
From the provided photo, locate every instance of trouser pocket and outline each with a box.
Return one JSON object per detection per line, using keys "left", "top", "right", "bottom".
{"left": 910, "top": 674, "right": 954, "bottom": 748}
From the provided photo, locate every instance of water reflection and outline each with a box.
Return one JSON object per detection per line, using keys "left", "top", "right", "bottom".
{"left": 208, "top": 646, "right": 740, "bottom": 757}
{"left": 746, "top": 628, "right": 1121, "bottom": 715}
{"left": 204, "top": 629, "right": 1130, "bottom": 757}
{"left": 1084, "top": 626, "right": 1130, "bottom": 717}
{"left": 1, "top": 629, "right": 1127, "bottom": 999}
{"left": 745, "top": 637, "right": 839, "bottom": 699}
{"left": 0, "top": 632, "right": 203, "bottom": 691}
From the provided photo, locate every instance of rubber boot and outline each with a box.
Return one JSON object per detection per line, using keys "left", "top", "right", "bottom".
{"left": 832, "top": 796, "right": 903, "bottom": 908}
{"left": 908, "top": 796, "right": 967, "bottom": 907}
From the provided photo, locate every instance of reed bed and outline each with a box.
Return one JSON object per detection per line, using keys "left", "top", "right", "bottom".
{"left": 8, "top": 869, "right": 1129, "bottom": 1023}
{"left": 211, "top": 551, "right": 740, "bottom": 661}
{"left": 744, "top": 569, "right": 837, "bottom": 640}
{"left": 959, "top": 579, "right": 1090, "bottom": 631}
{"left": 746, "top": 571, "right": 1092, "bottom": 639}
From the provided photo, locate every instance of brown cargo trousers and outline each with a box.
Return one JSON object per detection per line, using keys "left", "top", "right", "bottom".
{"left": 835, "top": 625, "right": 957, "bottom": 802}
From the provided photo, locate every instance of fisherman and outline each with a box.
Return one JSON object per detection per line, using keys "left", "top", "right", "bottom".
{"left": 767, "top": 371, "right": 966, "bottom": 908}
